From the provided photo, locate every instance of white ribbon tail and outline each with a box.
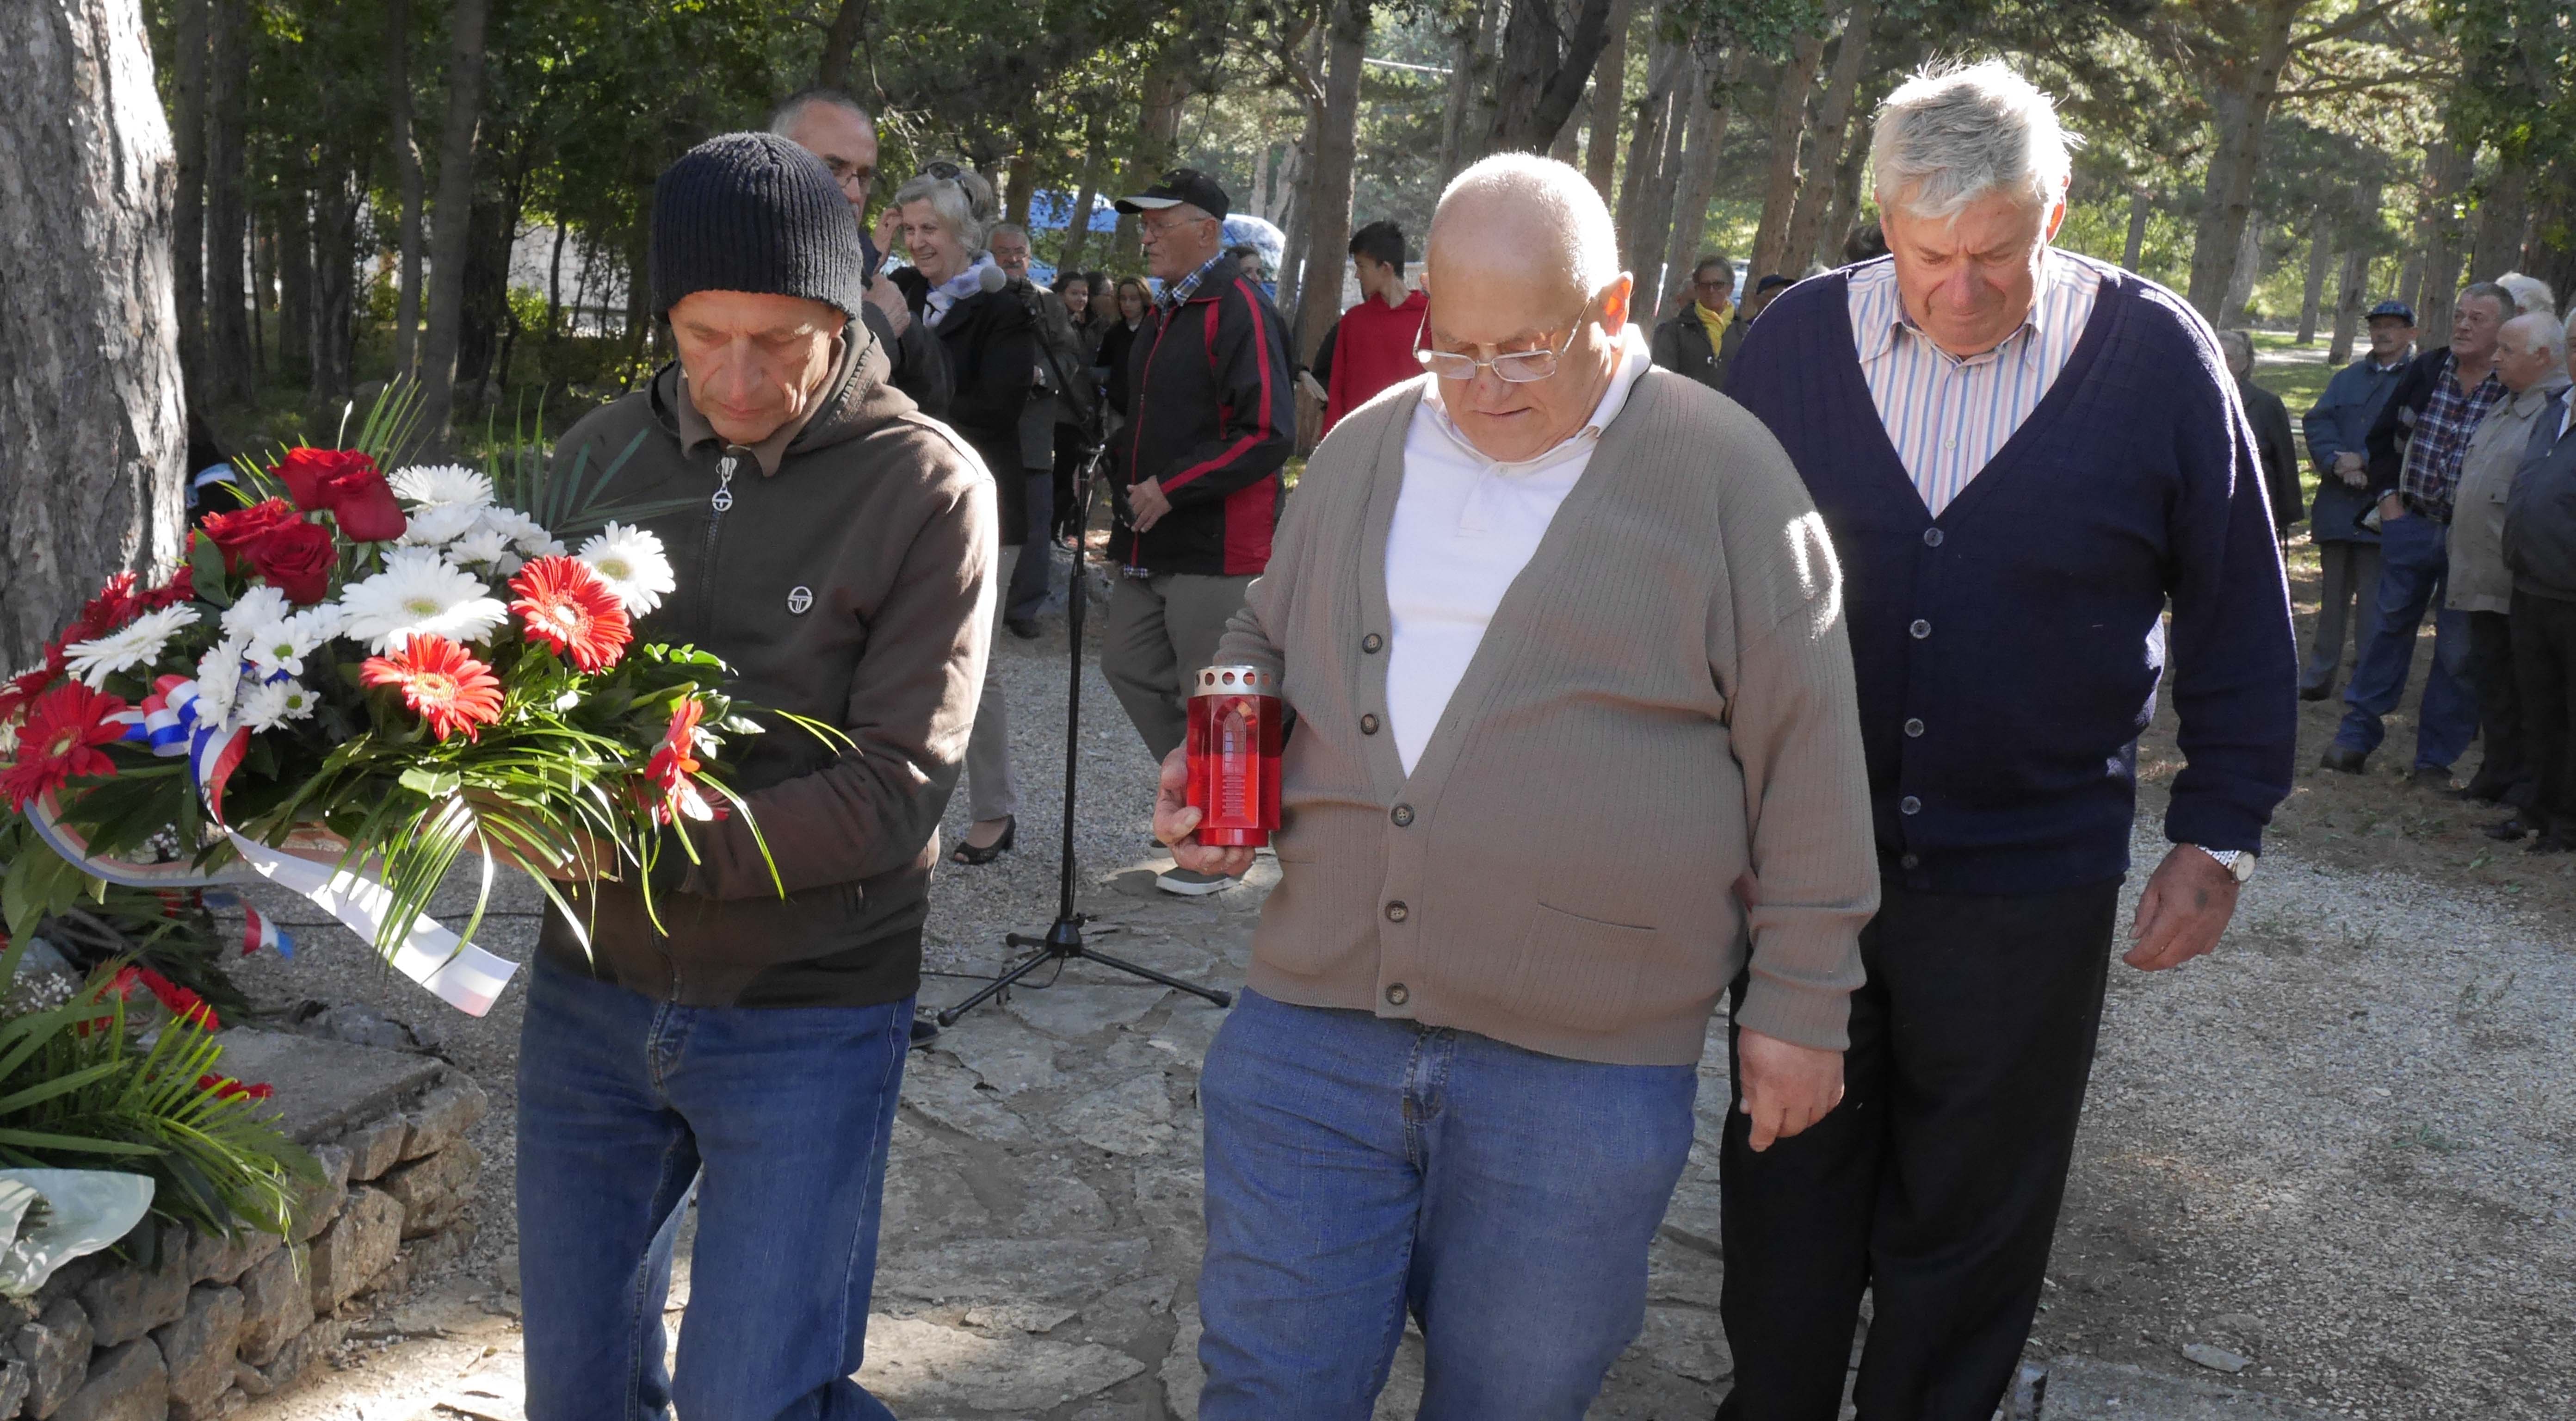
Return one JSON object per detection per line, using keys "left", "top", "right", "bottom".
{"left": 23, "top": 795, "right": 260, "bottom": 889}
{"left": 224, "top": 832, "right": 519, "bottom": 1017}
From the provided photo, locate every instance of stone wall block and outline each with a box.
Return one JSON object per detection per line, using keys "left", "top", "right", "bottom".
{"left": 45, "top": 1340, "right": 161, "bottom": 1421}
{"left": 246, "top": 1318, "right": 342, "bottom": 1394}
{"left": 230, "top": 1247, "right": 309, "bottom": 1369}
{"left": 340, "top": 1117, "right": 408, "bottom": 1184}
{"left": 380, "top": 1140, "right": 481, "bottom": 1239}
{"left": 182, "top": 1229, "right": 279, "bottom": 1291}
{"left": 16, "top": 1297, "right": 90, "bottom": 1419}
{"left": 223, "top": 1363, "right": 264, "bottom": 1400}
{"left": 0, "top": 1358, "right": 29, "bottom": 1421}
{"left": 287, "top": 1146, "right": 352, "bottom": 1245}
{"left": 74, "top": 1245, "right": 185, "bottom": 1356}
{"left": 307, "top": 1188, "right": 400, "bottom": 1313}
{"left": 398, "top": 1078, "right": 486, "bottom": 1162}
{"left": 148, "top": 1288, "right": 241, "bottom": 1420}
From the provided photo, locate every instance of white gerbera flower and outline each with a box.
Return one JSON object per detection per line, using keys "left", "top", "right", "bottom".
{"left": 221, "top": 585, "right": 291, "bottom": 640}
{"left": 64, "top": 606, "right": 201, "bottom": 688}
{"left": 242, "top": 614, "right": 327, "bottom": 679}
{"left": 233, "top": 680, "right": 293, "bottom": 732}
{"left": 577, "top": 522, "right": 677, "bottom": 615}
{"left": 399, "top": 501, "right": 488, "bottom": 548}
{"left": 390, "top": 463, "right": 495, "bottom": 510}
{"left": 476, "top": 507, "right": 558, "bottom": 556}
{"left": 194, "top": 640, "right": 246, "bottom": 723}
{"left": 337, "top": 558, "right": 510, "bottom": 653}
{"left": 448, "top": 527, "right": 513, "bottom": 567}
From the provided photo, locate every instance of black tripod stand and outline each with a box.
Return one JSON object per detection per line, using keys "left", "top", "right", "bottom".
{"left": 936, "top": 445, "right": 1234, "bottom": 1027}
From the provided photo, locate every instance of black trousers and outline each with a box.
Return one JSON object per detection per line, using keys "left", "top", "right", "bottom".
{"left": 2463, "top": 609, "right": 2531, "bottom": 803}
{"left": 1052, "top": 422, "right": 1090, "bottom": 541}
{"left": 2513, "top": 590, "right": 2576, "bottom": 837}
{"left": 1715, "top": 876, "right": 2119, "bottom": 1421}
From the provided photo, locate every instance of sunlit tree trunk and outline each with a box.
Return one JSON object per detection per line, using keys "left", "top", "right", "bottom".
{"left": 2296, "top": 205, "right": 2331, "bottom": 343}
{"left": 1582, "top": 0, "right": 1633, "bottom": 203}
{"left": 1748, "top": 32, "right": 1826, "bottom": 281}
{"left": 419, "top": 0, "right": 491, "bottom": 437}
{"left": 1782, "top": 0, "right": 1876, "bottom": 277}
{"left": 2183, "top": 0, "right": 2302, "bottom": 320}
{"left": 1296, "top": 0, "right": 1369, "bottom": 364}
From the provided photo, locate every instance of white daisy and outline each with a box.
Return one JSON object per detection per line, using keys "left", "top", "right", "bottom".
{"left": 233, "top": 680, "right": 294, "bottom": 732}
{"left": 399, "top": 501, "right": 488, "bottom": 548}
{"left": 448, "top": 527, "right": 513, "bottom": 567}
{"left": 272, "top": 679, "right": 321, "bottom": 723}
{"left": 390, "top": 464, "right": 495, "bottom": 510}
{"left": 193, "top": 640, "right": 247, "bottom": 724}
{"left": 64, "top": 605, "right": 201, "bottom": 687}
{"left": 476, "top": 507, "right": 559, "bottom": 556}
{"left": 337, "top": 558, "right": 510, "bottom": 653}
{"left": 577, "top": 522, "right": 677, "bottom": 615}
{"left": 220, "top": 585, "right": 291, "bottom": 641}
{"left": 241, "top": 613, "right": 328, "bottom": 679}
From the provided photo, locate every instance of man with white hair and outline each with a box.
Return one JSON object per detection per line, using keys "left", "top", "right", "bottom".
{"left": 2444, "top": 312, "right": 2569, "bottom": 822}
{"left": 1726, "top": 61, "right": 2296, "bottom": 1419}
{"left": 1155, "top": 152, "right": 1877, "bottom": 1417}
{"left": 2505, "top": 311, "right": 2576, "bottom": 851}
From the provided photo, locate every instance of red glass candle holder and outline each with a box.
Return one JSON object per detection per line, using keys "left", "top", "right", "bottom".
{"left": 1186, "top": 665, "right": 1283, "bottom": 847}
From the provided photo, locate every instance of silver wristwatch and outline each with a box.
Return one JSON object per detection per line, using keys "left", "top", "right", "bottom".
{"left": 2188, "top": 845, "right": 2257, "bottom": 882}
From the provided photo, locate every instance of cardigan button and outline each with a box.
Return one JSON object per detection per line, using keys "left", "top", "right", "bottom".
{"left": 1360, "top": 714, "right": 1381, "bottom": 735}
{"left": 1900, "top": 795, "right": 1922, "bottom": 815}
{"left": 1909, "top": 618, "right": 1932, "bottom": 639}
{"left": 1362, "top": 633, "right": 1385, "bottom": 654}
{"left": 1922, "top": 527, "right": 1945, "bottom": 547}
{"left": 1384, "top": 983, "right": 1410, "bottom": 1006}
{"left": 1391, "top": 804, "right": 1415, "bottom": 827}
{"left": 1384, "top": 900, "right": 1409, "bottom": 923}
{"left": 1904, "top": 718, "right": 1925, "bottom": 738}
{"left": 1900, "top": 852, "right": 1921, "bottom": 869}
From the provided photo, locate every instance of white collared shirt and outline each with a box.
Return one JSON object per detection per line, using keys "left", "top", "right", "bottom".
{"left": 1847, "top": 248, "right": 2106, "bottom": 517}
{"left": 1382, "top": 327, "right": 1652, "bottom": 774}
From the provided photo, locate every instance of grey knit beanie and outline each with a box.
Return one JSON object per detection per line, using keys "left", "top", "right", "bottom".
{"left": 651, "top": 132, "right": 863, "bottom": 320}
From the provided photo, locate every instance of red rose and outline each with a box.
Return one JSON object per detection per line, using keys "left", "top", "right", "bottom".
{"left": 271, "top": 448, "right": 407, "bottom": 542}
{"left": 247, "top": 519, "right": 340, "bottom": 604}
{"left": 200, "top": 498, "right": 303, "bottom": 569}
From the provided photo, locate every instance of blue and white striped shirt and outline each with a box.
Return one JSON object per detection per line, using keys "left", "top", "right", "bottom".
{"left": 1847, "top": 249, "right": 2106, "bottom": 517}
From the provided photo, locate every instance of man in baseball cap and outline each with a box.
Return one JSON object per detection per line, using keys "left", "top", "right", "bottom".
{"left": 2298, "top": 296, "right": 2419, "bottom": 698}
{"left": 1115, "top": 166, "right": 1233, "bottom": 222}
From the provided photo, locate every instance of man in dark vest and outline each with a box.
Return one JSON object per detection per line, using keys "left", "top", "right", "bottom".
{"left": 1724, "top": 61, "right": 2297, "bottom": 1421}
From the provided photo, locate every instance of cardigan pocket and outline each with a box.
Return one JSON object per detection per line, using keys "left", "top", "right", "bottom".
{"left": 1497, "top": 902, "right": 1704, "bottom": 1036}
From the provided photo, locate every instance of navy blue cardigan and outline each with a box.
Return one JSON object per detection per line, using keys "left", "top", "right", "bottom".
{"left": 1725, "top": 261, "right": 2297, "bottom": 895}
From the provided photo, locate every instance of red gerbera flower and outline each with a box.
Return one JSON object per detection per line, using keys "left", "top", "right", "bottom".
{"left": 68, "top": 572, "right": 144, "bottom": 643}
{"left": 196, "top": 1074, "right": 274, "bottom": 1102}
{"left": 642, "top": 697, "right": 726, "bottom": 824}
{"left": 360, "top": 634, "right": 507, "bottom": 742}
{"left": 0, "top": 666, "right": 56, "bottom": 726}
{"left": 1, "top": 683, "right": 130, "bottom": 811}
{"left": 143, "top": 562, "right": 196, "bottom": 609}
{"left": 508, "top": 556, "right": 631, "bottom": 672}
{"left": 111, "top": 966, "right": 219, "bottom": 1031}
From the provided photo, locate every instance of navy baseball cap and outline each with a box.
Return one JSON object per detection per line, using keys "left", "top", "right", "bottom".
{"left": 1116, "top": 168, "right": 1230, "bottom": 222}
{"left": 2367, "top": 299, "right": 2415, "bottom": 324}
{"left": 1755, "top": 274, "right": 1795, "bottom": 296}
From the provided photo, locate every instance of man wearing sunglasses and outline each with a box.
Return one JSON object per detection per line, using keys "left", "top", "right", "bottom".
{"left": 1109, "top": 168, "right": 1296, "bottom": 895}
{"left": 1153, "top": 152, "right": 1875, "bottom": 1418}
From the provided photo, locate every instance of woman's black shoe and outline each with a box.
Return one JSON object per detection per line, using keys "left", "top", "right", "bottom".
{"left": 951, "top": 816, "right": 1016, "bottom": 865}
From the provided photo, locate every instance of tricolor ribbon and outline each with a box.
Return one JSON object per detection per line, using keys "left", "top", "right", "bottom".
{"left": 26, "top": 671, "right": 518, "bottom": 1016}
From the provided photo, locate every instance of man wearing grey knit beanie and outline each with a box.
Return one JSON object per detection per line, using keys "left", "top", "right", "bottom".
{"left": 514, "top": 130, "right": 996, "bottom": 1421}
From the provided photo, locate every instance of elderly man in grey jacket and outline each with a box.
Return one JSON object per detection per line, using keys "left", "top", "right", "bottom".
{"left": 2506, "top": 316, "right": 2576, "bottom": 852}
{"left": 2451, "top": 312, "right": 2572, "bottom": 823}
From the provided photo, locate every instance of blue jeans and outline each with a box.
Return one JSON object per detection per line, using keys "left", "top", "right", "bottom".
{"left": 2334, "top": 510, "right": 2478, "bottom": 769}
{"left": 1196, "top": 989, "right": 1698, "bottom": 1420}
{"left": 516, "top": 957, "right": 909, "bottom": 1421}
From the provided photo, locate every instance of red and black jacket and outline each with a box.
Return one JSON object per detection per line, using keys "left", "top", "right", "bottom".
{"left": 1111, "top": 270, "right": 1295, "bottom": 577}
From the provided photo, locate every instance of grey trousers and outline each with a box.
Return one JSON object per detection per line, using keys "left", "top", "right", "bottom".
{"left": 1006, "top": 471, "right": 1055, "bottom": 621}
{"left": 963, "top": 545, "right": 1020, "bottom": 822}
{"left": 2305, "top": 540, "right": 2384, "bottom": 693}
{"left": 1104, "top": 572, "right": 1257, "bottom": 763}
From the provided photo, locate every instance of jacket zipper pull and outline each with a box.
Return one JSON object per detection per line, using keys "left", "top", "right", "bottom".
{"left": 712, "top": 454, "right": 738, "bottom": 512}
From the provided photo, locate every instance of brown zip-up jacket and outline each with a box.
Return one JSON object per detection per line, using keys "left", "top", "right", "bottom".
{"left": 535, "top": 329, "right": 996, "bottom": 1009}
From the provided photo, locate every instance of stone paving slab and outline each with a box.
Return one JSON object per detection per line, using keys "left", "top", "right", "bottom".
{"left": 215, "top": 1027, "right": 445, "bottom": 1143}
{"left": 2039, "top": 1357, "right": 2335, "bottom": 1420}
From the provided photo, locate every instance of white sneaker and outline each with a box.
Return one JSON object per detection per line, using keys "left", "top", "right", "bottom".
{"left": 1155, "top": 867, "right": 1230, "bottom": 897}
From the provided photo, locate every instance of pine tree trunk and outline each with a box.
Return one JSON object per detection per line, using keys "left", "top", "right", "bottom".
{"left": 0, "top": 0, "right": 189, "bottom": 672}
{"left": 2521, "top": 163, "right": 2576, "bottom": 303}
{"left": 2295, "top": 205, "right": 2331, "bottom": 344}
{"left": 1660, "top": 50, "right": 1740, "bottom": 317}
{"left": 1817, "top": 111, "right": 1872, "bottom": 268}
{"left": 275, "top": 153, "right": 315, "bottom": 383}
{"left": 1296, "top": 0, "right": 1369, "bottom": 365}
{"left": 388, "top": 0, "right": 425, "bottom": 381}
{"left": 2470, "top": 151, "right": 2532, "bottom": 288}
{"left": 1056, "top": 116, "right": 1104, "bottom": 272}
{"left": 1485, "top": 0, "right": 1618, "bottom": 156}
{"left": 2327, "top": 244, "right": 2368, "bottom": 364}
{"left": 203, "top": 0, "right": 252, "bottom": 403}
{"left": 1110, "top": 58, "right": 1189, "bottom": 270}
{"left": 311, "top": 156, "right": 361, "bottom": 407}
{"left": 1781, "top": 0, "right": 1875, "bottom": 277}
{"left": 2182, "top": 0, "right": 2299, "bottom": 320}
{"left": 419, "top": 0, "right": 491, "bottom": 438}
{"left": 170, "top": 0, "right": 207, "bottom": 392}
{"left": 2412, "top": 138, "right": 2469, "bottom": 343}
{"left": 1003, "top": 152, "right": 1037, "bottom": 230}
{"left": 2221, "top": 206, "right": 2262, "bottom": 326}
{"left": 818, "top": 0, "right": 869, "bottom": 88}
{"left": 1582, "top": 0, "right": 1633, "bottom": 203}
{"left": 1748, "top": 33, "right": 1827, "bottom": 281}
{"left": 1616, "top": 32, "right": 1684, "bottom": 282}
{"left": 1435, "top": 0, "right": 1497, "bottom": 186}
{"left": 2122, "top": 187, "right": 2151, "bottom": 272}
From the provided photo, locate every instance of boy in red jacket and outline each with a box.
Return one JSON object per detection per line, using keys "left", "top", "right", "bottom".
{"left": 1321, "top": 220, "right": 1429, "bottom": 435}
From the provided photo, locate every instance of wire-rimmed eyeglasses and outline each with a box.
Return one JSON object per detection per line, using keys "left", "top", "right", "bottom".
{"left": 1413, "top": 322, "right": 1581, "bottom": 384}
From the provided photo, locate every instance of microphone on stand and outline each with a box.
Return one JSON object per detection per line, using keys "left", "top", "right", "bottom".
{"left": 978, "top": 263, "right": 1010, "bottom": 295}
